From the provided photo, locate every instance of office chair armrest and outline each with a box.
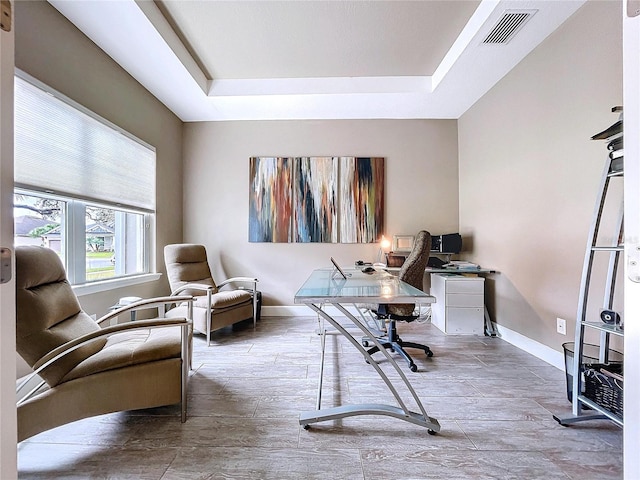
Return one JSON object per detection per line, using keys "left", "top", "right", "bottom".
{"left": 96, "top": 295, "right": 193, "bottom": 326}
{"left": 217, "top": 277, "right": 259, "bottom": 290}
{"left": 18, "top": 317, "right": 191, "bottom": 403}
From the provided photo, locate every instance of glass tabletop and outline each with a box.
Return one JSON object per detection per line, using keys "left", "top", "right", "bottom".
{"left": 295, "top": 268, "right": 435, "bottom": 304}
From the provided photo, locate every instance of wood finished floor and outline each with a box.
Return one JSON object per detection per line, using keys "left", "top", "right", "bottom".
{"left": 18, "top": 316, "right": 623, "bottom": 479}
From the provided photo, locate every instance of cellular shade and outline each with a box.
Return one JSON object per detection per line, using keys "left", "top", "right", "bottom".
{"left": 14, "top": 75, "right": 155, "bottom": 212}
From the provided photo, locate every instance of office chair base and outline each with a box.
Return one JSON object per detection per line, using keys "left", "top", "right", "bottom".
{"left": 364, "top": 318, "right": 433, "bottom": 372}
{"left": 366, "top": 340, "right": 432, "bottom": 372}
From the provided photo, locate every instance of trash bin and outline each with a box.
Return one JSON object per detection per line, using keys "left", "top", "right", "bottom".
{"left": 563, "top": 342, "right": 623, "bottom": 402}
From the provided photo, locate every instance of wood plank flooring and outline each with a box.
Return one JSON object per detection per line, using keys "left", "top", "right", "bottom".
{"left": 18, "top": 316, "right": 623, "bottom": 479}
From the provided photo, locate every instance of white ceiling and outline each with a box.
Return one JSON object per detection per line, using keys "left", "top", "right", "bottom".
{"left": 48, "top": 0, "right": 585, "bottom": 122}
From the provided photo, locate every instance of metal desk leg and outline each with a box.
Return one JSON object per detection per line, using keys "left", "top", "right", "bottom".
{"left": 300, "top": 302, "right": 440, "bottom": 434}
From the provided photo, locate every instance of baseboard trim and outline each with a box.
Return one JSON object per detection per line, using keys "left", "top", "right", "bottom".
{"left": 262, "top": 307, "right": 564, "bottom": 370}
{"left": 492, "top": 322, "right": 564, "bottom": 371}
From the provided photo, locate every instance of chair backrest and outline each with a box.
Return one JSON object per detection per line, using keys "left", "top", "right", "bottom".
{"left": 164, "top": 244, "right": 217, "bottom": 296}
{"left": 15, "top": 246, "right": 106, "bottom": 386}
{"left": 387, "top": 231, "right": 432, "bottom": 317}
{"left": 397, "top": 230, "right": 432, "bottom": 289}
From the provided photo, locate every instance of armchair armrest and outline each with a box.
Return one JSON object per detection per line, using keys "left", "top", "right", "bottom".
{"left": 17, "top": 317, "right": 191, "bottom": 404}
{"left": 96, "top": 295, "right": 193, "bottom": 326}
{"left": 171, "top": 284, "right": 213, "bottom": 295}
{"left": 218, "top": 277, "right": 259, "bottom": 290}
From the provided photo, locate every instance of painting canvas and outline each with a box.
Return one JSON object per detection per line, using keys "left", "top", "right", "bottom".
{"left": 249, "top": 157, "right": 293, "bottom": 242}
{"left": 249, "top": 156, "right": 383, "bottom": 243}
{"left": 293, "top": 157, "right": 338, "bottom": 243}
{"left": 339, "top": 157, "right": 385, "bottom": 243}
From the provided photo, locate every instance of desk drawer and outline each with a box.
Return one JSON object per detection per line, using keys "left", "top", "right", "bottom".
{"left": 446, "top": 293, "right": 484, "bottom": 308}
{"left": 444, "top": 307, "right": 484, "bottom": 335}
{"left": 445, "top": 278, "right": 484, "bottom": 294}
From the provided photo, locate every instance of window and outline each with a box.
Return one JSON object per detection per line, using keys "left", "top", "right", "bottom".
{"left": 14, "top": 72, "right": 155, "bottom": 287}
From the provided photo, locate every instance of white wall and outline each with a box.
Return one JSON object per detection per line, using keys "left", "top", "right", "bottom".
{"left": 182, "top": 119, "right": 459, "bottom": 309}
{"left": 14, "top": 0, "right": 624, "bottom": 357}
{"left": 458, "top": 1, "right": 623, "bottom": 353}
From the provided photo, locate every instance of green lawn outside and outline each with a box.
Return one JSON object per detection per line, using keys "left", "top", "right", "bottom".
{"left": 87, "top": 251, "right": 112, "bottom": 258}
{"left": 86, "top": 251, "right": 115, "bottom": 280}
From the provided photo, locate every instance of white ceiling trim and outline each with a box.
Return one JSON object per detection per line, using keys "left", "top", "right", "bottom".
{"left": 209, "top": 76, "right": 432, "bottom": 97}
{"left": 432, "top": 0, "right": 501, "bottom": 91}
{"left": 134, "top": 0, "right": 209, "bottom": 95}
{"left": 48, "top": 0, "right": 585, "bottom": 122}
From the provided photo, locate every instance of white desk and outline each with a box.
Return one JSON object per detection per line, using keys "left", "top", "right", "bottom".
{"left": 294, "top": 268, "right": 439, "bottom": 433}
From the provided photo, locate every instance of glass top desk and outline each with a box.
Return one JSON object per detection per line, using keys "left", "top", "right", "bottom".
{"left": 294, "top": 268, "right": 440, "bottom": 434}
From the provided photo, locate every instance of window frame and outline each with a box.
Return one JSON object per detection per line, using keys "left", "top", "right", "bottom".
{"left": 14, "top": 188, "right": 159, "bottom": 295}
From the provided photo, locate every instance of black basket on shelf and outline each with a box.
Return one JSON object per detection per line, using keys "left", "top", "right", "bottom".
{"left": 562, "top": 342, "right": 623, "bottom": 402}
{"left": 583, "top": 363, "right": 623, "bottom": 418}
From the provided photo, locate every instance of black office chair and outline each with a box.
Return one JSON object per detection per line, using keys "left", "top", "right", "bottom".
{"left": 365, "top": 230, "right": 433, "bottom": 372}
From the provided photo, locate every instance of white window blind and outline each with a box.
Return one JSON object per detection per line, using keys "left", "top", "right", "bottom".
{"left": 14, "top": 74, "right": 155, "bottom": 212}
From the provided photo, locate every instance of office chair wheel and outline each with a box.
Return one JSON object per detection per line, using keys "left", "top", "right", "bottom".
{"left": 362, "top": 340, "right": 370, "bottom": 347}
{"left": 302, "top": 424, "right": 310, "bottom": 430}
{"left": 409, "top": 363, "right": 418, "bottom": 372}
{"left": 426, "top": 349, "right": 433, "bottom": 358}
{"left": 428, "top": 429, "right": 437, "bottom": 435}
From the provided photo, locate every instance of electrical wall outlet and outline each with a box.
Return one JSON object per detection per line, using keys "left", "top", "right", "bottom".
{"left": 557, "top": 317, "right": 567, "bottom": 335}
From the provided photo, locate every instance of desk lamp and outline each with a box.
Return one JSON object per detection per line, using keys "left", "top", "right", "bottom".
{"left": 375, "top": 235, "right": 391, "bottom": 266}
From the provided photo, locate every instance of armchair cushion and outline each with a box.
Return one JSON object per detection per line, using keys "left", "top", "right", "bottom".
{"left": 194, "top": 289, "right": 253, "bottom": 310}
{"left": 61, "top": 327, "right": 182, "bottom": 383}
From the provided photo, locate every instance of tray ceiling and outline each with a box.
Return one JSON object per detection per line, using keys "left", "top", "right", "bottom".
{"left": 48, "top": 0, "right": 586, "bottom": 121}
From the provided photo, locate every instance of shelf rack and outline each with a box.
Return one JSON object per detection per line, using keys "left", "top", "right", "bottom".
{"left": 554, "top": 116, "right": 624, "bottom": 427}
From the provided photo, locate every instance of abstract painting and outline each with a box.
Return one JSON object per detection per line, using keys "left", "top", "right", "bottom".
{"left": 293, "top": 157, "right": 338, "bottom": 242}
{"left": 249, "top": 157, "right": 293, "bottom": 242}
{"left": 339, "top": 157, "right": 385, "bottom": 243}
{"left": 249, "top": 156, "right": 383, "bottom": 243}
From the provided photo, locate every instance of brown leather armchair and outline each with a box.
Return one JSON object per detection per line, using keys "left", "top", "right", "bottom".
{"left": 15, "top": 246, "right": 192, "bottom": 442}
{"left": 164, "top": 243, "right": 258, "bottom": 346}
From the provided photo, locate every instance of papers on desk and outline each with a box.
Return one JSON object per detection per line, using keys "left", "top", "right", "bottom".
{"left": 443, "top": 260, "right": 480, "bottom": 270}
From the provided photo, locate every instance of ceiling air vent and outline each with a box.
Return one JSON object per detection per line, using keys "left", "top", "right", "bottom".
{"left": 482, "top": 10, "right": 536, "bottom": 45}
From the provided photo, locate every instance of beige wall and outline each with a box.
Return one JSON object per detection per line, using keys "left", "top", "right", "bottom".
{"left": 15, "top": 1, "right": 184, "bottom": 318}
{"left": 14, "top": 0, "right": 621, "bottom": 361}
{"left": 458, "top": 0, "right": 623, "bottom": 353}
{"left": 183, "top": 119, "right": 459, "bottom": 307}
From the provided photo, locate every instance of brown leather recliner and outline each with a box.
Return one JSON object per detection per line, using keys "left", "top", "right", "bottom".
{"left": 15, "top": 246, "right": 192, "bottom": 442}
{"left": 164, "top": 244, "right": 258, "bottom": 346}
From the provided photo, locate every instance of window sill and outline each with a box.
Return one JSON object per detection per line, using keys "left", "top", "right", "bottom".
{"left": 73, "top": 273, "right": 162, "bottom": 297}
